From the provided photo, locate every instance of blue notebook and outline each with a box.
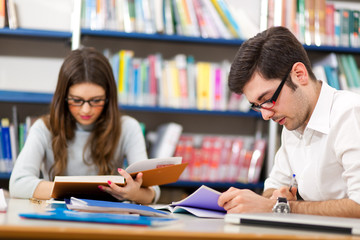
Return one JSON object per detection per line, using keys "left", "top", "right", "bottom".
{"left": 66, "top": 197, "right": 170, "bottom": 217}
{"left": 19, "top": 208, "right": 177, "bottom": 227}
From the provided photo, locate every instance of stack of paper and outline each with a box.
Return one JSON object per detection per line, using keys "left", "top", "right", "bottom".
{"left": 67, "top": 197, "right": 170, "bottom": 217}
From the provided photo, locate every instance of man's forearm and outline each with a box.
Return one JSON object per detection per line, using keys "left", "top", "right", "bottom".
{"left": 291, "top": 199, "right": 360, "bottom": 218}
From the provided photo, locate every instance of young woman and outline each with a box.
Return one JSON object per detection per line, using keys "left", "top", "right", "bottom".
{"left": 9, "top": 47, "right": 159, "bottom": 204}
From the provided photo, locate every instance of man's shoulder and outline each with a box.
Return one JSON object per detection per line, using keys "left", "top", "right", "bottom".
{"left": 333, "top": 90, "right": 360, "bottom": 110}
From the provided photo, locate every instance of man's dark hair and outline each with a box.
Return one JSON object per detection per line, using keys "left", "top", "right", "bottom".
{"left": 228, "top": 26, "right": 316, "bottom": 94}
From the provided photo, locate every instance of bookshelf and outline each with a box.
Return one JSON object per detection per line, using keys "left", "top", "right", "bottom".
{"left": 0, "top": 25, "right": 269, "bottom": 191}
{"left": 2, "top": 0, "right": 360, "bottom": 197}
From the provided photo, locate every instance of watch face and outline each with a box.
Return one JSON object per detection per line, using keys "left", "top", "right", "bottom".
{"left": 273, "top": 203, "right": 290, "bottom": 213}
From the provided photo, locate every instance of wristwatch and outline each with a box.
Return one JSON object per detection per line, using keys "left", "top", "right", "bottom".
{"left": 272, "top": 197, "right": 290, "bottom": 213}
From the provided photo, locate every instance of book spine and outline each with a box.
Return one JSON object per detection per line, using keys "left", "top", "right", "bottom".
{"left": 325, "top": 3, "right": 335, "bottom": 46}
{"left": 340, "top": 9, "right": 350, "bottom": 47}
{"left": 0, "top": 0, "right": 5, "bottom": 28}
{"left": 211, "top": 0, "right": 242, "bottom": 38}
{"left": 1, "top": 118, "right": 12, "bottom": 173}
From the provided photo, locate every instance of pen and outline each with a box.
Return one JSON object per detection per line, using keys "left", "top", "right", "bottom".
{"left": 289, "top": 174, "right": 298, "bottom": 192}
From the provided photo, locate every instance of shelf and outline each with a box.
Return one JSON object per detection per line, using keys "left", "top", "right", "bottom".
{"left": 0, "top": 90, "right": 260, "bottom": 117}
{"left": 121, "top": 105, "right": 261, "bottom": 117}
{"left": 164, "top": 180, "right": 264, "bottom": 190}
{"left": 81, "top": 29, "right": 245, "bottom": 46}
{"left": 0, "top": 172, "right": 10, "bottom": 179}
{"left": 1, "top": 28, "right": 360, "bottom": 53}
{"left": 0, "top": 27, "right": 72, "bottom": 39}
{"left": 0, "top": 90, "right": 53, "bottom": 104}
{"left": 81, "top": 29, "right": 360, "bottom": 53}
{"left": 304, "top": 44, "right": 360, "bottom": 54}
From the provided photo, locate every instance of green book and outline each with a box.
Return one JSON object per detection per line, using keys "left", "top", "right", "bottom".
{"left": 340, "top": 54, "right": 356, "bottom": 89}
{"left": 346, "top": 55, "right": 360, "bottom": 88}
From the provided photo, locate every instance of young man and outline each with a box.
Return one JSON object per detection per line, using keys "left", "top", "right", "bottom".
{"left": 218, "top": 26, "right": 360, "bottom": 217}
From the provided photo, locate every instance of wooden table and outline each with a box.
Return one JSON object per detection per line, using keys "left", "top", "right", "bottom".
{"left": 0, "top": 198, "right": 359, "bottom": 240}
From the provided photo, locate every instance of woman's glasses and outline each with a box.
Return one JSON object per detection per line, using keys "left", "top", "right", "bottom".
{"left": 65, "top": 98, "right": 108, "bottom": 107}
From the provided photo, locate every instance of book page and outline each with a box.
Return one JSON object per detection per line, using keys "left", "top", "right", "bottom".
{"left": 54, "top": 175, "right": 125, "bottom": 184}
{"left": 171, "top": 185, "right": 225, "bottom": 212}
{"left": 125, "top": 156, "right": 182, "bottom": 173}
{"left": 172, "top": 206, "right": 225, "bottom": 218}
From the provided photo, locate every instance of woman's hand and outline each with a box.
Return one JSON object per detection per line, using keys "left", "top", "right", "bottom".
{"left": 99, "top": 168, "right": 155, "bottom": 205}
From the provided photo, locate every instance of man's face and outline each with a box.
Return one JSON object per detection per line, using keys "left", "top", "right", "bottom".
{"left": 243, "top": 72, "right": 311, "bottom": 132}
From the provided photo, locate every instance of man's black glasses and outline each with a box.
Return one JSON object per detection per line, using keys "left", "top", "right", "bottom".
{"left": 251, "top": 69, "right": 291, "bottom": 112}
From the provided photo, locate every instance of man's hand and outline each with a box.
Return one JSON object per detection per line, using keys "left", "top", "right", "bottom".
{"left": 218, "top": 187, "right": 276, "bottom": 213}
{"left": 270, "top": 186, "right": 297, "bottom": 200}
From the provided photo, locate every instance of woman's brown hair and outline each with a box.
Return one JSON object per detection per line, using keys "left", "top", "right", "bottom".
{"left": 43, "top": 47, "right": 121, "bottom": 180}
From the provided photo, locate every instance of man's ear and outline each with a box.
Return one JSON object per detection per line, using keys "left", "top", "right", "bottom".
{"left": 292, "top": 62, "right": 309, "bottom": 86}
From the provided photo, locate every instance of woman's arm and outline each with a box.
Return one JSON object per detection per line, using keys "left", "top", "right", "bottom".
{"left": 9, "top": 119, "right": 50, "bottom": 199}
{"left": 33, "top": 181, "right": 54, "bottom": 200}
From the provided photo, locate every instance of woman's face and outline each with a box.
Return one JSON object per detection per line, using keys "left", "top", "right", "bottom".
{"left": 67, "top": 82, "right": 106, "bottom": 126}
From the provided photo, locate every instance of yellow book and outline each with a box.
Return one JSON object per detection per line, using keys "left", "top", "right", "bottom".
{"left": 170, "top": 60, "right": 181, "bottom": 108}
{"left": 210, "top": 0, "right": 238, "bottom": 38}
{"left": 196, "top": 62, "right": 211, "bottom": 110}
{"left": 118, "top": 50, "right": 134, "bottom": 104}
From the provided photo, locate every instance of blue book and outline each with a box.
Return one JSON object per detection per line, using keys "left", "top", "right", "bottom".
{"left": 66, "top": 197, "right": 170, "bottom": 217}
{"left": 215, "top": 0, "right": 244, "bottom": 39}
{"left": 111, "top": 53, "right": 119, "bottom": 86}
{"left": 323, "top": 65, "right": 340, "bottom": 90}
{"left": 19, "top": 208, "right": 177, "bottom": 227}
{"left": 1, "top": 118, "right": 12, "bottom": 172}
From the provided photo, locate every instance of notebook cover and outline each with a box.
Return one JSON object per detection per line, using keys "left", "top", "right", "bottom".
{"left": 19, "top": 209, "right": 177, "bottom": 227}
{"left": 130, "top": 162, "right": 188, "bottom": 187}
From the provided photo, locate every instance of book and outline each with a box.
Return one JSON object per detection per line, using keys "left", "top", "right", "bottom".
{"left": 19, "top": 208, "right": 177, "bottom": 227}
{"left": 1, "top": 118, "right": 12, "bottom": 173}
{"left": 51, "top": 156, "right": 187, "bottom": 199}
{"left": 325, "top": 3, "right": 335, "bottom": 46}
{"left": 149, "top": 123, "right": 183, "bottom": 158}
{"left": 201, "top": 0, "right": 232, "bottom": 39}
{"left": 6, "top": 0, "right": 17, "bottom": 29}
{"left": 0, "top": 0, "right": 4, "bottom": 28}
{"left": 211, "top": 0, "right": 243, "bottom": 39}
{"left": 66, "top": 197, "right": 170, "bottom": 217}
{"left": 157, "top": 185, "right": 226, "bottom": 218}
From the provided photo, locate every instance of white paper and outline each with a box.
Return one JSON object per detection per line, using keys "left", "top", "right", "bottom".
{"left": 125, "top": 157, "right": 182, "bottom": 173}
{"left": 0, "top": 189, "right": 7, "bottom": 212}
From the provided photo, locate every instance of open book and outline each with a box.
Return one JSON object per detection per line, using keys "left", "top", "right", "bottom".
{"left": 66, "top": 197, "right": 170, "bottom": 217}
{"left": 157, "top": 185, "right": 226, "bottom": 218}
{"left": 51, "top": 157, "right": 187, "bottom": 199}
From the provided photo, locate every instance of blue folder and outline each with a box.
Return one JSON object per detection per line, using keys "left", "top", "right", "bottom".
{"left": 19, "top": 208, "right": 178, "bottom": 227}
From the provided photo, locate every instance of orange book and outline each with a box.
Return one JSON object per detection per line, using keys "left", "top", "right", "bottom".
{"left": 0, "top": 0, "right": 5, "bottom": 28}
{"left": 51, "top": 157, "right": 187, "bottom": 199}
{"left": 304, "top": 0, "right": 315, "bottom": 45}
